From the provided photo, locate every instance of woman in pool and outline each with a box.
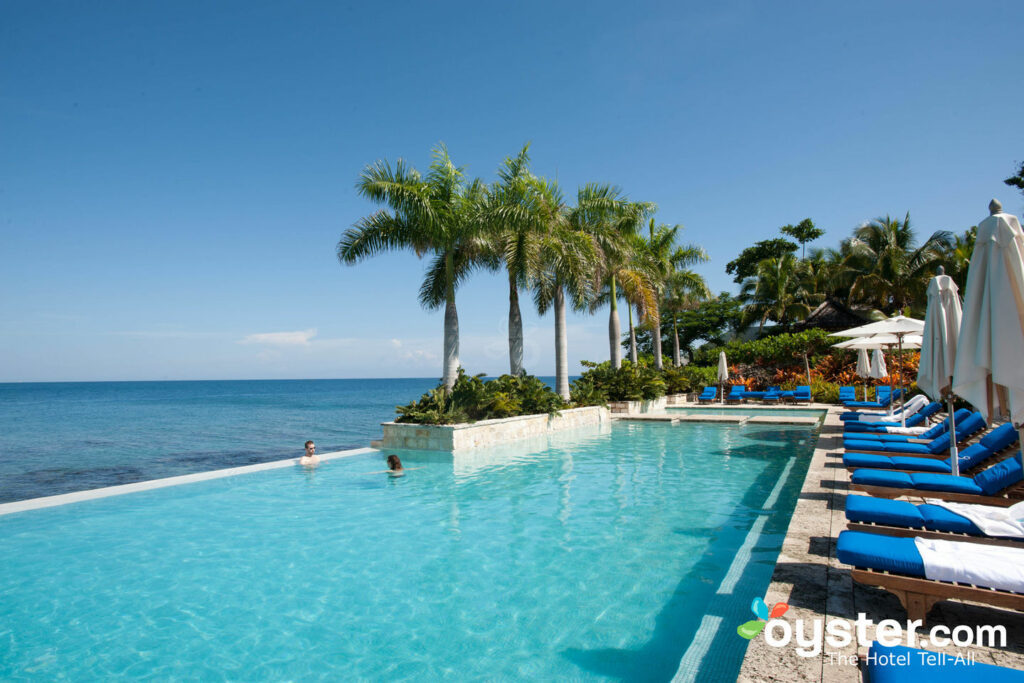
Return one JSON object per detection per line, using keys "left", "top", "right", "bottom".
{"left": 386, "top": 454, "right": 404, "bottom": 476}
{"left": 355, "top": 455, "right": 419, "bottom": 476}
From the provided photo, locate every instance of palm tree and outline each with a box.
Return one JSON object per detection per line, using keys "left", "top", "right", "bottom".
{"left": 740, "top": 253, "right": 812, "bottom": 331}
{"left": 641, "top": 219, "right": 708, "bottom": 369}
{"left": 579, "top": 188, "right": 655, "bottom": 368}
{"left": 937, "top": 226, "right": 976, "bottom": 287}
{"left": 482, "top": 143, "right": 544, "bottom": 376}
{"left": 845, "top": 213, "right": 952, "bottom": 315}
{"left": 662, "top": 270, "right": 711, "bottom": 366}
{"left": 337, "top": 144, "right": 487, "bottom": 392}
{"left": 532, "top": 180, "right": 597, "bottom": 399}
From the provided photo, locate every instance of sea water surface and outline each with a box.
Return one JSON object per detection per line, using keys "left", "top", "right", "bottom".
{"left": 0, "top": 379, "right": 455, "bottom": 503}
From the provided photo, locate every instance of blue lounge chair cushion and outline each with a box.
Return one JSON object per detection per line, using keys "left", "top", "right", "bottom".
{"left": 836, "top": 531, "right": 925, "bottom": 576}
{"left": 954, "top": 443, "right": 994, "bottom": 471}
{"left": 844, "top": 453, "right": 949, "bottom": 473}
{"left": 886, "top": 456, "right": 951, "bottom": 473}
{"left": 851, "top": 470, "right": 914, "bottom": 488}
{"left": 844, "top": 496, "right": 983, "bottom": 536}
{"left": 843, "top": 453, "right": 897, "bottom": 469}
{"left": 974, "top": 454, "right": 1024, "bottom": 496}
{"left": 845, "top": 495, "right": 925, "bottom": 527}
{"left": 743, "top": 390, "right": 766, "bottom": 399}
{"left": 866, "top": 643, "right": 1024, "bottom": 682}
{"left": 907, "top": 472, "right": 984, "bottom": 495}
{"left": 844, "top": 440, "right": 932, "bottom": 454}
{"left": 917, "top": 504, "right": 982, "bottom": 535}
{"left": 979, "top": 422, "right": 1020, "bottom": 452}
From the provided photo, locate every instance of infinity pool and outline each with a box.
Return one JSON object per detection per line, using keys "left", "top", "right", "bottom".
{"left": 667, "top": 406, "right": 826, "bottom": 419}
{"left": 0, "top": 421, "right": 817, "bottom": 681}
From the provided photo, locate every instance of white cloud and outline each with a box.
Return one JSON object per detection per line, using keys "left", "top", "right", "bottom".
{"left": 239, "top": 328, "right": 317, "bottom": 346}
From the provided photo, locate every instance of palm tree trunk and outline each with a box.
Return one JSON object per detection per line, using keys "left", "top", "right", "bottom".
{"left": 672, "top": 317, "right": 681, "bottom": 367}
{"left": 508, "top": 273, "right": 524, "bottom": 376}
{"left": 628, "top": 305, "right": 638, "bottom": 365}
{"left": 652, "top": 309, "right": 663, "bottom": 370}
{"left": 442, "top": 251, "right": 460, "bottom": 392}
{"left": 554, "top": 286, "right": 570, "bottom": 400}
{"left": 608, "top": 276, "right": 621, "bottom": 369}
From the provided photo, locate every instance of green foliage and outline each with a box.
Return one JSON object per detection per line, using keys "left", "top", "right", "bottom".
{"left": 570, "top": 360, "right": 667, "bottom": 404}
{"left": 809, "top": 378, "right": 840, "bottom": 404}
{"left": 396, "top": 370, "right": 565, "bottom": 424}
{"left": 634, "top": 292, "right": 743, "bottom": 360}
{"left": 780, "top": 218, "right": 825, "bottom": 258}
{"left": 691, "top": 329, "right": 833, "bottom": 367}
{"left": 660, "top": 364, "right": 718, "bottom": 394}
{"left": 1006, "top": 161, "right": 1024, "bottom": 195}
{"left": 725, "top": 238, "right": 798, "bottom": 284}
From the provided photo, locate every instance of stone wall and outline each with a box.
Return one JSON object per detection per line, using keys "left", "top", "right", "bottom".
{"left": 379, "top": 405, "right": 611, "bottom": 452}
{"left": 607, "top": 396, "right": 668, "bottom": 414}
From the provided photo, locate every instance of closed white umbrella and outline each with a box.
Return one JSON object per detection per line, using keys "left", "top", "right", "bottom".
{"left": 869, "top": 349, "right": 888, "bottom": 411}
{"left": 918, "top": 269, "right": 963, "bottom": 473}
{"left": 717, "top": 351, "right": 729, "bottom": 404}
{"left": 952, "top": 202, "right": 1024, "bottom": 449}
{"left": 856, "top": 348, "right": 871, "bottom": 402}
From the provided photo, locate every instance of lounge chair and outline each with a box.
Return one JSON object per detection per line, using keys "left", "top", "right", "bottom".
{"left": 850, "top": 452, "right": 1024, "bottom": 506}
{"left": 843, "top": 412, "right": 985, "bottom": 457}
{"left": 762, "top": 386, "right": 783, "bottom": 403}
{"left": 843, "top": 387, "right": 898, "bottom": 409}
{"left": 863, "top": 642, "right": 1024, "bottom": 680}
{"left": 843, "top": 401, "right": 942, "bottom": 432}
{"left": 843, "top": 409, "right": 970, "bottom": 443}
{"left": 838, "top": 386, "right": 855, "bottom": 403}
{"left": 845, "top": 494, "right": 1024, "bottom": 548}
{"left": 837, "top": 529, "right": 1024, "bottom": 622}
{"left": 792, "top": 385, "right": 812, "bottom": 403}
{"left": 697, "top": 386, "right": 717, "bottom": 403}
{"left": 840, "top": 393, "right": 930, "bottom": 422}
{"left": 843, "top": 422, "right": 1018, "bottom": 474}
{"left": 725, "top": 385, "right": 746, "bottom": 403}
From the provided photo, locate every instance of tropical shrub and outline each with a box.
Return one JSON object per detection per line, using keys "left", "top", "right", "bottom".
{"left": 660, "top": 364, "right": 718, "bottom": 394}
{"left": 396, "top": 370, "right": 565, "bottom": 424}
{"left": 570, "top": 360, "right": 667, "bottom": 404}
{"left": 691, "top": 329, "right": 834, "bottom": 367}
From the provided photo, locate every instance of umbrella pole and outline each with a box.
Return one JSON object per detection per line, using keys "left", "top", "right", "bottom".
{"left": 898, "top": 335, "right": 906, "bottom": 428}
{"left": 948, "top": 394, "right": 959, "bottom": 477}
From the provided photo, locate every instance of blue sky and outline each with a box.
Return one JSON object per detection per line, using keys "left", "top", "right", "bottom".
{"left": 2, "top": 0, "right": 1022, "bottom": 382}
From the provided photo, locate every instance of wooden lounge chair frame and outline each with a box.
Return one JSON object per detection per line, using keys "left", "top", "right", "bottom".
{"left": 849, "top": 481, "right": 1024, "bottom": 507}
{"left": 844, "top": 521, "right": 1024, "bottom": 549}
{"left": 849, "top": 566, "right": 1024, "bottom": 624}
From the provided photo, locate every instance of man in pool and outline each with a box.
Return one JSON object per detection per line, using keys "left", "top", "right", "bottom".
{"left": 299, "top": 440, "right": 320, "bottom": 467}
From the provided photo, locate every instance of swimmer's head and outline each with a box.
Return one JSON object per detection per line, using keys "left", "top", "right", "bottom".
{"left": 386, "top": 454, "right": 402, "bottom": 470}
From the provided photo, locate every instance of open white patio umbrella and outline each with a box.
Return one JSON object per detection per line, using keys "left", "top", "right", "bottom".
{"left": 918, "top": 268, "right": 963, "bottom": 474}
{"left": 717, "top": 351, "right": 729, "bottom": 404}
{"left": 832, "top": 316, "right": 924, "bottom": 421}
{"left": 855, "top": 348, "right": 871, "bottom": 402}
{"left": 952, "top": 202, "right": 1024, "bottom": 449}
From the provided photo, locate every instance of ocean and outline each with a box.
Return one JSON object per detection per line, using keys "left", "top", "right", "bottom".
{"left": 0, "top": 378, "right": 483, "bottom": 504}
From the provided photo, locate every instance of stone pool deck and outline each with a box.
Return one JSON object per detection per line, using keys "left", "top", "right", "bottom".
{"left": 737, "top": 406, "right": 1024, "bottom": 682}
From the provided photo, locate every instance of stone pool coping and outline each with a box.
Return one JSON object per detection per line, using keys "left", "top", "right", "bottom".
{"left": 736, "top": 406, "right": 1024, "bottom": 682}
{"left": 0, "top": 447, "right": 378, "bottom": 517}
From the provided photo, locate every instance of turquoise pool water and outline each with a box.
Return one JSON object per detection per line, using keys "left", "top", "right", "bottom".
{"left": 0, "top": 421, "right": 816, "bottom": 681}
{"left": 667, "top": 406, "right": 826, "bottom": 419}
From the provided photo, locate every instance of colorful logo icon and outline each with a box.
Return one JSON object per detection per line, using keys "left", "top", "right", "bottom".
{"left": 737, "top": 597, "right": 789, "bottom": 639}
